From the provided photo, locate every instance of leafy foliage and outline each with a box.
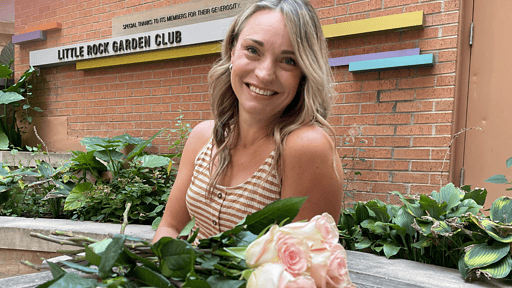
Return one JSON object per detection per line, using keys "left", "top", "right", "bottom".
{"left": 339, "top": 183, "right": 512, "bottom": 280}
{"left": 36, "top": 197, "right": 307, "bottom": 287}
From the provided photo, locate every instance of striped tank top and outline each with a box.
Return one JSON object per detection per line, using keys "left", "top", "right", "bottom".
{"left": 186, "top": 139, "right": 281, "bottom": 240}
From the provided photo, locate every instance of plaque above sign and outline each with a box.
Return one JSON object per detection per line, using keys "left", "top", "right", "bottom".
{"left": 112, "top": 0, "right": 251, "bottom": 37}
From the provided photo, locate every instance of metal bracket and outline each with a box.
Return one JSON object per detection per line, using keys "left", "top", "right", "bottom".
{"left": 469, "top": 22, "right": 474, "bottom": 46}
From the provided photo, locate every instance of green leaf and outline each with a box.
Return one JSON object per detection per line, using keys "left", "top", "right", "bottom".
{"left": 122, "top": 247, "right": 159, "bottom": 272}
{"left": 38, "top": 162, "right": 55, "bottom": 178}
{"left": 129, "top": 266, "right": 172, "bottom": 288}
{"left": 64, "top": 182, "right": 93, "bottom": 211}
{"left": 490, "top": 196, "right": 512, "bottom": 223}
{"left": 60, "top": 261, "right": 99, "bottom": 274}
{"left": 126, "top": 129, "right": 164, "bottom": 161}
{"left": 479, "top": 254, "right": 512, "bottom": 279}
{"left": 0, "top": 91, "right": 24, "bottom": 105}
{"left": 414, "top": 219, "right": 433, "bottom": 236}
{"left": 179, "top": 217, "right": 196, "bottom": 237}
{"left": 135, "top": 155, "right": 171, "bottom": 168}
{"left": 419, "top": 194, "right": 447, "bottom": 219}
{"left": 237, "top": 197, "right": 307, "bottom": 235}
{"left": 40, "top": 272, "right": 99, "bottom": 288}
{"left": 366, "top": 199, "right": 390, "bottom": 223}
{"left": 355, "top": 238, "right": 373, "bottom": 250}
{"left": 183, "top": 270, "right": 211, "bottom": 288}
{"left": 459, "top": 255, "right": 471, "bottom": 279}
{"left": 469, "top": 216, "right": 512, "bottom": 243}
{"left": 206, "top": 275, "right": 246, "bottom": 288}
{"left": 464, "top": 242, "right": 510, "bottom": 269}
{"left": 462, "top": 187, "right": 487, "bottom": 206}
{"left": 152, "top": 237, "right": 196, "bottom": 278}
{"left": 411, "top": 236, "right": 432, "bottom": 249}
{"left": 71, "top": 151, "right": 107, "bottom": 171}
{"left": 224, "top": 246, "right": 246, "bottom": 259}
{"left": 391, "top": 191, "right": 425, "bottom": 218}
{"left": 85, "top": 244, "right": 103, "bottom": 267}
{"left": 151, "top": 217, "right": 161, "bottom": 230}
{"left": 0, "top": 131, "right": 8, "bottom": 150}
{"left": 507, "top": 157, "right": 512, "bottom": 169}
{"left": 383, "top": 242, "right": 401, "bottom": 258}
{"left": 354, "top": 202, "right": 370, "bottom": 225}
{"left": 485, "top": 174, "right": 508, "bottom": 184}
{"left": 99, "top": 234, "right": 127, "bottom": 279}
{"left": 47, "top": 261, "right": 67, "bottom": 279}
{"left": 0, "top": 42, "right": 14, "bottom": 68}
{"left": 393, "top": 206, "right": 416, "bottom": 236}
{"left": 431, "top": 183, "right": 464, "bottom": 210}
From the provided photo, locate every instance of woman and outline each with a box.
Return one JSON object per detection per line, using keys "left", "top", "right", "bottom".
{"left": 153, "top": 0, "right": 343, "bottom": 242}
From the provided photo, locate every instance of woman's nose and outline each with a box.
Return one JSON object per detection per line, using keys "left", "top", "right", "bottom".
{"left": 254, "top": 58, "right": 276, "bottom": 82}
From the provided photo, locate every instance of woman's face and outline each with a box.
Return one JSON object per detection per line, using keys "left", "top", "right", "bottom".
{"left": 230, "top": 9, "right": 303, "bottom": 123}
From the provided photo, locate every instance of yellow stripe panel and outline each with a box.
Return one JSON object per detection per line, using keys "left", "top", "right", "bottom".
{"left": 77, "top": 11, "right": 423, "bottom": 70}
{"left": 76, "top": 42, "right": 222, "bottom": 70}
{"left": 322, "top": 10, "right": 424, "bottom": 38}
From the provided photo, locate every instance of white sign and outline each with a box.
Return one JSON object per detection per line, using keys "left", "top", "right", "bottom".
{"left": 112, "top": 0, "right": 249, "bottom": 37}
{"left": 29, "top": 17, "right": 234, "bottom": 67}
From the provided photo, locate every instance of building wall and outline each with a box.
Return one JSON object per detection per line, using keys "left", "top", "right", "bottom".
{"left": 14, "top": 0, "right": 460, "bottom": 203}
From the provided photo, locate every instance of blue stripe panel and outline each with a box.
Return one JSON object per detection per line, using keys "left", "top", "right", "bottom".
{"left": 329, "top": 48, "right": 420, "bottom": 67}
{"left": 349, "top": 54, "right": 434, "bottom": 72}
{"left": 12, "top": 30, "right": 46, "bottom": 44}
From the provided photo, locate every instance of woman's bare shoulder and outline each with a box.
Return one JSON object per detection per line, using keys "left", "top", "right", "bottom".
{"left": 283, "top": 125, "right": 334, "bottom": 157}
{"left": 183, "top": 120, "right": 215, "bottom": 154}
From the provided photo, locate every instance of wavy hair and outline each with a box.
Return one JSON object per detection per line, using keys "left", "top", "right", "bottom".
{"left": 207, "top": 0, "right": 335, "bottom": 197}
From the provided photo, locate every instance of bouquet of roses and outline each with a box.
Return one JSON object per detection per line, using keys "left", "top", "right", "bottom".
{"left": 34, "top": 197, "right": 355, "bottom": 288}
{"left": 245, "top": 213, "right": 355, "bottom": 288}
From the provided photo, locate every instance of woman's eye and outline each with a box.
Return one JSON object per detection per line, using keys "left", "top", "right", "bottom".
{"left": 284, "top": 58, "right": 296, "bottom": 66}
{"left": 246, "top": 46, "right": 258, "bottom": 55}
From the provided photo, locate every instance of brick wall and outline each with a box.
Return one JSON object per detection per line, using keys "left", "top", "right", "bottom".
{"left": 14, "top": 0, "right": 460, "bottom": 203}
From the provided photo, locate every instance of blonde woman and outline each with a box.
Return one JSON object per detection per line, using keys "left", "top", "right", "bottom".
{"left": 153, "top": 0, "right": 343, "bottom": 242}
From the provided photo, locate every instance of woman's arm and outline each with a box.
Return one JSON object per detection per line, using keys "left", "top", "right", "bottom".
{"left": 152, "top": 120, "right": 214, "bottom": 242}
{"left": 281, "top": 125, "right": 343, "bottom": 222}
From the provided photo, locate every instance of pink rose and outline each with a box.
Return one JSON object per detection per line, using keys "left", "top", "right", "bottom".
{"left": 245, "top": 225, "right": 280, "bottom": 267}
{"left": 311, "top": 213, "right": 340, "bottom": 249}
{"left": 279, "top": 213, "right": 339, "bottom": 250}
{"left": 247, "top": 263, "right": 316, "bottom": 288}
{"left": 310, "top": 243, "right": 356, "bottom": 288}
{"left": 275, "top": 233, "right": 309, "bottom": 275}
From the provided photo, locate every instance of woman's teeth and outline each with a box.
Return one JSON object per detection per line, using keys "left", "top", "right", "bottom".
{"left": 249, "top": 85, "right": 274, "bottom": 96}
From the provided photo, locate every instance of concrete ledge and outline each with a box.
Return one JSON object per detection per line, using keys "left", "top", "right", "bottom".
{"left": 0, "top": 216, "right": 155, "bottom": 252}
{"left": 0, "top": 151, "right": 72, "bottom": 167}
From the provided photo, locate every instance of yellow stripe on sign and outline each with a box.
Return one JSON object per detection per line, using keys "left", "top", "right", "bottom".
{"left": 322, "top": 10, "right": 424, "bottom": 38}
{"left": 76, "top": 11, "right": 423, "bottom": 70}
{"left": 76, "top": 42, "right": 222, "bottom": 70}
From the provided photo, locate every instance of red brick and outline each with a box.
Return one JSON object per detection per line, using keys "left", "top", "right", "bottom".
{"left": 396, "top": 125, "right": 432, "bottom": 135}
{"left": 310, "top": 0, "right": 335, "bottom": 9}
{"left": 444, "top": 0, "right": 459, "bottom": 11}
{"left": 432, "top": 148, "right": 450, "bottom": 160}
{"left": 358, "top": 148, "right": 393, "bottom": 158}
{"left": 410, "top": 184, "right": 442, "bottom": 195}
{"left": 425, "top": 12, "right": 459, "bottom": 26}
{"left": 344, "top": 92, "right": 377, "bottom": 103}
{"left": 143, "top": 97, "right": 161, "bottom": 104}
{"left": 377, "top": 114, "right": 411, "bottom": 125}
{"left": 419, "top": 37, "right": 458, "bottom": 50}
{"left": 332, "top": 104, "right": 360, "bottom": 115}
{"left": 418, "top": 62, "right": 456, "bottom": 76}
{"left": 412, "top": 136, "right": 450, "bottom": 147}
{"left": 394, "top": 148, "right": 430, "bottom": 159}
{"left": 383, "top": 0, "right": 418, "bottom": 8}
{"left": 171, "top": 86, "right": 191, "bottom": 94}
{"left": 411, "top": 161, "right": 449, "bottom": 172}
{"left": 404, "top": 2, "right": 442, "bottom": 14}
{"left": 317, "top": 5, "right": 348, "bottom": 18}
{"left": 375, "top": 136, "right": 411, "bottom": 147}
{"left": 430, "top": 173, "right": 450, "bottom": 186}
{"left": 369, "top": 7, "right": 403, "bottom": 18}
{"left": 402, "top": 27, "right": 439, "bottom": 41}
{"left": 374, "top": 160, "right": 409, "bottom": 171}
{"left": 434, "top": 100, "right": 454, "bottom": 111}
{"left": 358, "top": 171, "right": 390, "bottom": 182}
{"left": 335, "top": 82, "right": 362, "bottom": 93}
{"left": 380, "top": 90, "right": 414, "bottom": 101}
{"left": 435, "top": 124, "right": 451, "bottom": 135}
{"left": 352, "top": 192, "right": 389, "bottom": 204}
{"left": 361, "top": 103, "right": 394, "bottom": 114}
{"left": 152, "top": 104, "right": 170, "bottom": 112}
{"left": 143, "top": 114, "right": 162, "bottom": 121}
{"left": 361, "top": 126, "right": 394, "bottom": 136}
{"left": 348, "top": 0, "right": 381, "bottom": 13}
{"left": 379, "top": 69, "right": 414, "bottom": 79}
{"left": 393, "top": 172, "right": 429, "bottom": 184}
{"left": 343, "top": 115, "right": 375, "bottom": 125}
{"left": 396, "top": 101, "right": 434, "bottom": 112}
{"left": 362, "top": 79, "right": 396, "bottom": 91}
{"left": 442, "top": 25, "right": 458, "bottom": 37}
{"left": 372, "top": 183, "right": 407, "bottom": 194}
{"left": 399, "top": 77, "right": 435, "bottom": 89}
{"left": 416, "top": 87, "right": 454, "bottom": 99}
{"left": 414, "top": 112, "right": 452, "bottom": 124}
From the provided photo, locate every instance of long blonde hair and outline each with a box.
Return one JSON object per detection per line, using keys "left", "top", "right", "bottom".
{"left": 207, "top": 0, "right": 335, "bottom": 197}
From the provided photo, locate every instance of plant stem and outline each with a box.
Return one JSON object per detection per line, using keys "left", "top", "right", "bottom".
{"left": 29, "top": 232, "right": 83, "bottom": 246}
{"left": 120, "top": 202, "right": 132, "bottom": 234}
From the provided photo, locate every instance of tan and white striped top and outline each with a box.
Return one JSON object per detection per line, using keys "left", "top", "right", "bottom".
{"left": 185, "top": 139, "right": 281, "bottom": 240}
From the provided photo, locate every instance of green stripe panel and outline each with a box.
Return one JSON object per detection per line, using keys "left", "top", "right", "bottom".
{"left": 349, "top": 54, "right": 434, "bottom": 72}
